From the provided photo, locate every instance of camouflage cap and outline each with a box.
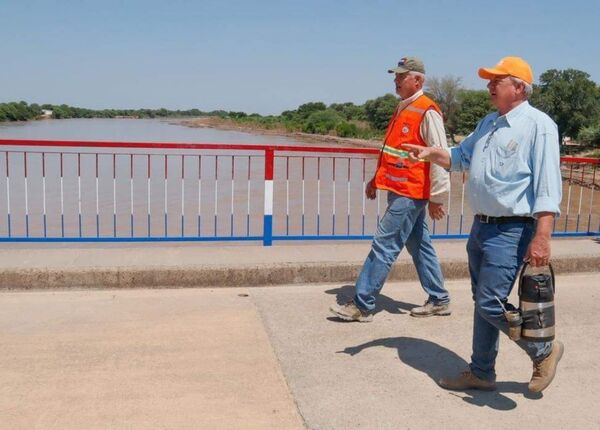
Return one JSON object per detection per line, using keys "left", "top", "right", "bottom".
{"left": 388, "top": 57, "right": 425, "bottom": 74}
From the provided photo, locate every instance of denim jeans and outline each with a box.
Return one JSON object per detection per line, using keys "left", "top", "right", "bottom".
{"left": 354, "top": 192, "right": 448, "bottom": 311}
{"left": 467, "top": 217, "right": 553, "bottom": 381}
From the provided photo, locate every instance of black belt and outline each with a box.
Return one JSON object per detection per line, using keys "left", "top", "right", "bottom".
{"left": 476, "top": 214, "right": 534, "bottom": 224}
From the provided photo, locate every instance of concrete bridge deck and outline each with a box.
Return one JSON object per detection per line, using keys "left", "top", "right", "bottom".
{"left": 0, "top": 238, "right": 598, "bottom": 428}
{"left": 1, "top": 274, "right": 599, "bottom": 429}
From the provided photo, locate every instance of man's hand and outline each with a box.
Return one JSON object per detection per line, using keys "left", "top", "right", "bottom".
{"left": 365, "top": 178, "right": 377, "bottom": 200}
{"left": 525, "top": 235, "right": 551, "bottom": 267}
{"left": 524, "top": 212, "right": 555, "bottom": 267}
{"left": 401, "top": 144, "right": 451, "bottom": 169}
{"left": 428, "top": 201, "right": 445, "bottom": 221}
{"left": 402, "top": 143, "right": 435, "bottom": 160}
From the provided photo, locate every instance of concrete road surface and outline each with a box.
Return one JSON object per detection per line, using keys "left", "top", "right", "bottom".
{"left": 1, "top": 272, "right": 599, "bottom": 429}
{"left": 253, "top": 272, "right": 600, "bottom": 429}
{"left": 0, "top": 288, "right": 303, "bottom": 430}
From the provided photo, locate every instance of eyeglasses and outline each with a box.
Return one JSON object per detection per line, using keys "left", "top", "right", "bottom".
{"left": 488, "top": 76, "right": 512, "bottom": 88}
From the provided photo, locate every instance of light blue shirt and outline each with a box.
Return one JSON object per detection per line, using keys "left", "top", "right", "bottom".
{"left": 449, "top": 101, "right": 561, "bottom": 217}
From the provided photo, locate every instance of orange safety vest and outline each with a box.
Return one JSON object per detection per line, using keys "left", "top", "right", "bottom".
{"left": 374, "top": 94, "right": 441, "bottom": 200}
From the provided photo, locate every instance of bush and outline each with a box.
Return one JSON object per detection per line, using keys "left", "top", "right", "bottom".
{"left": 302, "top": 110, "right": 343, "bottom": 134}
{"left": 335, "top": 121, "right": 360, "bottom": 138}
{"left": 255, "top": 116, "right": 280, "bottom": 130}
{"left": 577, "top": 124, "right": 600, "bottom": 146}
{"left": 284, "top": 119, "right": 302, "bottom": 132}
{"left": 329, "top": 102, "right": 366, "bottom": 121}
{"left": 228, "top": 111, "right": 248, "bottom": 119}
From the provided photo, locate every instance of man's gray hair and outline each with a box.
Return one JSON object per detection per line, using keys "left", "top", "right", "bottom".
{"left": 409, "top": 71, "right": 426, "bottom": 83}
{"left": 510, "top": 76, "right": 533, "bottom": 98}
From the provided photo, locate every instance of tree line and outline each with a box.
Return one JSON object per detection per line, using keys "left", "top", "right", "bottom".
{"left": 226, "top": 67, "right": 600, "bottom": 149}
{"left": 0, "top": 103, "right": 222, "bottom": 122}
{"left": 214, "top": 93, "right": 490, "bottom": 141}
{"left": 2, "top": 68, "right": 599, "bottom": 149}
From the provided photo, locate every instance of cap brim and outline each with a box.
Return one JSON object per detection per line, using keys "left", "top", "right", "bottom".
{"left": 478, "top": 67, "right": 508, "bottom": 80}
{"left": 388, "top": 66, "right": 409, "bottom": 74}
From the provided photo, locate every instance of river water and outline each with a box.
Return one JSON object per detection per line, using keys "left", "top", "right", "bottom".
{"left": 0, "top": 118, "right": 308, "bottom": 145}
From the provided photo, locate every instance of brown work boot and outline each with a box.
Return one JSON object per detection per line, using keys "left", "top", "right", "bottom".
{"left": 438, "top": 371, "right": 496, "bottom": 391}
{"left": 410, "top": 300, "right": 451, "bottom": 317}
{"left": 528, "top": 341, "right": 564, "bottom": 393}
{"left": 329, "top": 301, "right": 373, "bottom": 322}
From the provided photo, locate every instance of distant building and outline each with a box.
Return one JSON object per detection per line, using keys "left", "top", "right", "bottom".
{"left": 40, "top": 109, "right": 53, "bottom": 119}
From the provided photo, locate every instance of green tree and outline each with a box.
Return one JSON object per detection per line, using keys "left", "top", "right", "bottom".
{"left": 0, "top": 101, "right": 41, "bottom": 121}
{"left": 296, "top": 102, "right": 327, "bottom": 119}
{"left": 530, "top": 69, "right": 600, "bottom": 142}
{"left": 329, "top": 102, "right": 365, "bottom": 121}
{"left": 453, "top": 90, "right": 493, "bottom": 137}
{"left": 363, "top": 94, "right": 398, "bottom": 131}
{"left": 280, "top": 109, "right": 297, "bottom": 120}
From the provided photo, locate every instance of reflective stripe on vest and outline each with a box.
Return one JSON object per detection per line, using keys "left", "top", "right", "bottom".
{"left": 374, "top": 95, "right": 441, "bottom": 200}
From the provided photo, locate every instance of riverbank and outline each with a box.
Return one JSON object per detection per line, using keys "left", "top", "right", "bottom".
{"left": 176, "top": 117, "right": 383, "bottom": 149}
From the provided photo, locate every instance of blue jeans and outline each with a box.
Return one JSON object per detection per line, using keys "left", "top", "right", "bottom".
{"left": 467, "top": 217, "right": 553, "bottom": 381}
{"left": 354, "top": 192, "right": 448, "bottom": 311}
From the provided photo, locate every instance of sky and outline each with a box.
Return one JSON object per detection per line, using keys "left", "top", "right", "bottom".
{"left": 1, "top": 0, "right": 599, "bottom": 115}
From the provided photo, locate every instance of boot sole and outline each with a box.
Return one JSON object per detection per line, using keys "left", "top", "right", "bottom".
{"left": 329, "top": 308, "right": 373, "bottom": 322}
{"left": 439, "top": 384, "right": 497, "bottom": 392}
{"left": 528, "top": 341, "right": 564, "bottom": 393}
{"left": 410, "top": 311, "right": 452, "bottom": 318}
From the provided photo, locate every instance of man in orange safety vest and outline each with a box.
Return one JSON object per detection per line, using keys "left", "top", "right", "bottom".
{"left": 330, "top": 56, "right": 450, "bottom": 322}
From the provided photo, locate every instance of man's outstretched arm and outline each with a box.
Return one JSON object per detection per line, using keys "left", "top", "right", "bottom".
{"left": 401, "top": 144, "right": 452, "bottom": 170}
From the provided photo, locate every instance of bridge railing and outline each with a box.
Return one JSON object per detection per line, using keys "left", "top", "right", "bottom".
{"left": 559, "top": 156, "right": 600, "bottom": 235}
{"left": 0, "top": 139, "right": 597, "bottom": 245}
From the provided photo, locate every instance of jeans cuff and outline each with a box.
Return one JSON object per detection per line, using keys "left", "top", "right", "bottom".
{"left": 470, "top": 365, "right": 496, "bottom": 382}
{"left": 430, "top": 298, "right": 450, "bottom": 305}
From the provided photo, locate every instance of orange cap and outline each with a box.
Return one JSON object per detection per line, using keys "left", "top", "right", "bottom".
{"left": 478, "top": 56, "right": 533, "bottom": 84}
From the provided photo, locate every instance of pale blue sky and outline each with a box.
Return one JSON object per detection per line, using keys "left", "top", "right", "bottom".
{"left": 1, "top": 0, "right": 598, "bottom": 114}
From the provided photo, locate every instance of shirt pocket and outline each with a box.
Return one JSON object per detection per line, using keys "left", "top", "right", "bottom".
{"left": 495, "top": 139, "right": 519, "bottom": 158}
{"left": 490, "top": 139, "right": 520, "bottom": 179}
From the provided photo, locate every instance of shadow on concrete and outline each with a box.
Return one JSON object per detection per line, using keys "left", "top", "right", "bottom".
{"left": 324, "top": 285, "right": 419, "bottom": 320}
{"left": 337, "top": 336, "right": 542, "bottom": 410}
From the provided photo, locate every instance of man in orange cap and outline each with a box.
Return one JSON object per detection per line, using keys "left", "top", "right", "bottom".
{"left": 402, "top": 56, "right": 563, "bottom": 393}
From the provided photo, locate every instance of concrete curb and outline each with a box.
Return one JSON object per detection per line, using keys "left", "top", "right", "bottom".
{"left": 1, "top": 255, "right": 598, "bottom": 290}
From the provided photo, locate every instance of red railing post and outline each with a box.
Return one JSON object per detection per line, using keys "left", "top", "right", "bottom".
{"left": 263, "top": 148, "right": 274, "bottom": 246}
